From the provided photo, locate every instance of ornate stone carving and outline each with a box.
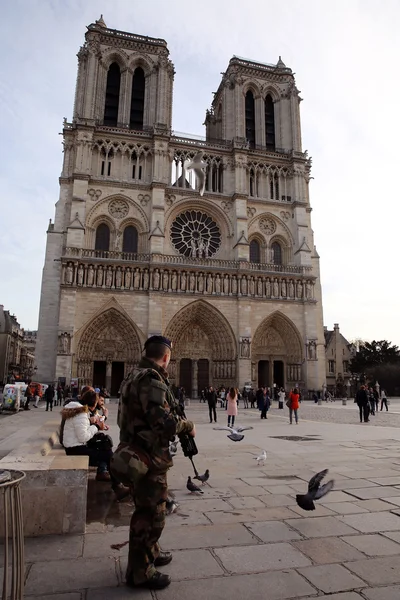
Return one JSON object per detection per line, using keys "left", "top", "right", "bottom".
{"left": 171, "top": 210, "right": 221, "bottom": 258}
{"left": 87, "top": 265, "right": 94, "bottom": 286}
{"left": 307, "top": 340, "right": 317, "bottom": 360}
{"left": 88, "top": 189, "right": 102, "bottom": 200}
{"left": 108, "top": 199, "right": 129, "bottom": 219}
{"left": 259, "top": 216, "right": 276, "bottom": 235}
{"left": 65, "top": 263, "right": 74, "bottom": 285}
{"left": 115, "top": 267, "right": 122, "bottom": 288}
{"left": 240, "top": 337, "right": 251, "bottom": 358}
{"left": 221, "top": 200, "right": 232, "bottom": 213}
{"left": 125, "top": 267, "right": 132, "bottom": 289}
{"left": 58, "top": 332, "right": 71, "bottom": 355}
{"left": 280, "top": 210, "right": 290, "bottom": 221}
{"left": 247, "top": 207, "right": 256, "bottom": 218}
{"left": 77, "top": 265, "right": 84, "bottom": 286}
{"left": 105, "top": 266, "right": 113, "bottom": 287}
{"left": 153, "top": 269, "right": 160, "bottom": 290}
{"left": 138, "top": 193, "right": 150, "bottom": 206}
{"left": 165, "top": 194, "right": 175, "bottom": 207}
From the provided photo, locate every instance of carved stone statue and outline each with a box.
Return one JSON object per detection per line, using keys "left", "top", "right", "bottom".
{"left": 143, "top": 269, "right": 149, "bottom": 289}
{"left": 87, "top": 265, "right": 94, "bottom": 286}
{"left": 115, "top": 267, "right": 122, "bottom": 288}
{"left": 265, "top": 278, "right": 271, "bottom": 298}
{"left": 77, "top": 265, "right": 84, "bottom": 286}
{"left": 97, "top": 265, "right": 103, "bottom": 286}
{"left": 125, "top": 267, "right": 132, "bottom": 289}
{"left": 223, "top": 274, "right": 229, "bottom": 295}
{"left": 191, "top": 238, "right": 197, "bottom": 258}
{"left": 162, "top": 271, "right": 169, "bottom": 290}
{"left": 273, "top": 278, "right": 279, "bottom": 297}
{"left": 62, "top": 333, "right": 69, "bottom": 354}
{"left": 206, "top": 273, "right": 213, "bottom": 293}
{"left": 306, "top": 281, "right": 312, "bottom": 299}
{"left": 105, "top": 266, "right": 113, "bottom": 287}
{"left": 204, "top": 239, "right": 210, "bottom": 258}
{"left": 198, "top": 237, "right": 205, "bottom": 258}
{"left": 231, "top": 275, "right": 237, "bottom": 295}
{"left": 189, "top": 273, "right": 195, "bottom": 292}
{"left": 249, "top": 277, "right": 255, "bottom": 296}
{"left": 66, "top": 263, "right": 74, "bottom": 285}
{"left": 240, "top": 276, "right": 247, "bottom": 295}
{"left": 297, "top": 280, "right": 303, "bottom": 299}
{"left": 198, "top": 272, "right": 204, "bottom": 293}
{"left": 171, "top": 271, "right": 178, "bottom": 291}
{"left": 115, "top": 230, "right": 122, "bottom": 251}
{"left": 134, "top": 268, "right": 141, "bottom": 289}
{"left": 281, "top": 279, "right": 287, "bottom": 298}
{"left": 308, "top": 340, "right": 316, "bottom": 360}
{"left": 180, "top": 271, "right": 186, "bottom": 291}
{"left": 257, "top": 278, "right": 263, "bottom": 297}
{"left": 240, "top": 338, "right": 251, "bottom": 358}
{"left": 153, "top": 269, "right": 160, "bottom": 290}
{"left": 215, "top": 274, "right": 221, "bottom": 294}
{"left": 289, "top": 280, "right": 294, "bottom": 298}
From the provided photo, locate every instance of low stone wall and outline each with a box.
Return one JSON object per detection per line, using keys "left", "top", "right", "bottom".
{"left": 0, "top": 422, "right": 88, "bottom": 537}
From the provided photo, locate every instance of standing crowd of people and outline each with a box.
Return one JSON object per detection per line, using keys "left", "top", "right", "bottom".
{"left": 355, "top": 385, "right": 389, "bottom": 422}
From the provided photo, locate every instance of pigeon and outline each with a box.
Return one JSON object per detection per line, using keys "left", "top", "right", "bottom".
{"left": 194, "top": 469, "right": 210, "bottom": 485}
{"left": 214, "top": 425, "right": 253, "bottom": 442}
{"left": 166, "top": 498, "right": 180, "bottom": 514}
{"left": 184, "top": 150, "right": 207, "bottom": 196}
{"left": 187, "top": 476, "right": 204, "bottom": 494}
{"left": 254, "top": 450, "right": 267, "bottom": 466}
{"left": 296, "top": 469, "right": 334, "bottom": 511}
{"left": 169, "top": 440, "right": 178, "bottom": 456}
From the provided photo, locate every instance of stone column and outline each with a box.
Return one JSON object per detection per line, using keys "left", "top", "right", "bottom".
{"left": 106, "top": 361, "right": 112, "bottom": 392}
{"left": 192, "top": 360, "right": 198, "bottom": 399}
{"left": 269, "top": 360, "right": 274, "bottom": 389}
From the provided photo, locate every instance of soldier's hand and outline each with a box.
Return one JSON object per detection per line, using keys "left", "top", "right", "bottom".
{"left": 189, "top": 425, "right": 196, "bottom": 437}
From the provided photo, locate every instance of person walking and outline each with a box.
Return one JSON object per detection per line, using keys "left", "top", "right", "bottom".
{"left": 288, "top": 387, "right": 300, "bottom": 424}
{"left": 373, "top": 388, "right": 379, "bottom": 413}
{"left": 117, "top": 336, "right": 196, "bottom": 590}
{"left": 368, "top": 387, "right": 375, "bottom": 416}
{"left": 226, "top": 387, "right": 238, "bottom": 427}
{"left": 380, "top": 388, "right": 389, "bottom": 411}
{"left": 206, "top": 386, "right": 217, "bottom": 423}
{"left": 24, "top": 385, "right": 32, "bottom": 410}
{"left": 242, "top": 387, "right": 249, "bottom": 409}
{"left": 45, "top": 384, "right": 55, "bottom": 411}
{"left": 258, "top": 386, "right": 270, "bottom": 419}
{"left": 248, "top": 388, "right": 255, "bottom": 408}
{"left": 356, "top": 385, "right": 370, "bottom": 423}
{"left": 278, "top": 387, "right": 286, "bottom": 406}
{"left": 34, "top": 385, "right": 41, "bottom": 408}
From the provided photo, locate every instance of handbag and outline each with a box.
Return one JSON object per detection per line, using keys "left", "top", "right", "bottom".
{"left": 285, "top": 398, "right": 292, "bottom": 408}
{"left": 87, "top": 432, "right": 113, "bottom": 451}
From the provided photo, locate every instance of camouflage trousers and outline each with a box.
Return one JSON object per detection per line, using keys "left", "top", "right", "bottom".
{"left": 126, "top": 469, "right": 168, "bottom": 584}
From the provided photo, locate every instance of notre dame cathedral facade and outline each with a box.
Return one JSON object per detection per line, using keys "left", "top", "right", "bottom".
{"left": 35, "top": 16, "right": 326, "bottom": 396}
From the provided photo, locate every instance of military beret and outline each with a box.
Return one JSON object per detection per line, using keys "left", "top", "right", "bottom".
{"left": 144, "top": 335, "right": 172, "bottom": 350}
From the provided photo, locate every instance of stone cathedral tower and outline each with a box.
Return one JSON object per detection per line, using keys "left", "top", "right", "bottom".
{"left": 35, "top": 16, "right": 326, "bottom": 396}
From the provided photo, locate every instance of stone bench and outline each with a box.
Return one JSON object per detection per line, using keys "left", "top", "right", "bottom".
{"left": 0, "top": 421, "right": 89, "bottom": 537}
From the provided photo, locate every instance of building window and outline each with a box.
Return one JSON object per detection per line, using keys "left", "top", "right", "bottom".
{"left": 104, "top": 62, "right": 121, "bottom": 127}
{"left": 130, "top": 67, "right": 145, "bottom": 130}
{"left": 249, "top": 169, "right": 255, "bottom": 197}
{"left": 122, "top": 226, "right": 138, "bottom": 253}
{"left": 249, "top": 240, "right": 260, "bottom": 263}
{"left": 265, "top": 94, "right": 275, "bottom": 149}
{"left": 343, "top": 361, "right": 349, "bottom": 373}
{"left": 328, "top": 360, "right": 335, "bottom": 373}
{"left": 245, "top": 91, "right": 256, "bottom": 148}
{"left": 95, "top": 223, "right": 110, "bottom": 252}
{"left": 269, "top": 173, "right": 279, "bottom": 200}
{"left": 271, "top": 241, "right": 282, "bottom": 265}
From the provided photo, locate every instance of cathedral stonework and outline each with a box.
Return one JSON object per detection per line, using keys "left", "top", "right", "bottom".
{"left": 35, "top": 17, "right": 326, "bottom": 395}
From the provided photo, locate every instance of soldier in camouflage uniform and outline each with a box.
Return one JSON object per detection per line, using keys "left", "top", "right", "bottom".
{"left": 113, "top": 335, "right": 195, "bottom": 590}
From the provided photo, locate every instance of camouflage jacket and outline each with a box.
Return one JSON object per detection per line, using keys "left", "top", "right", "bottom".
{"left": 117, "top": 357, "right": 194, "bottom": 471}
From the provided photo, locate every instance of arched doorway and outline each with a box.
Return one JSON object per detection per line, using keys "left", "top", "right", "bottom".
{"left": 75, "top": 307, "right": 142, "bottom": 394}
{"left": 252, "top": 312, "right": 303, "bottom": 394}
{"left": 164, "top": 300, "right": 237, "bottom": 397}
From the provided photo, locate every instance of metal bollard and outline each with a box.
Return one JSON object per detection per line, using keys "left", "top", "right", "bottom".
{"left": 1, "top": 470, "right": 26, "bottom": 600}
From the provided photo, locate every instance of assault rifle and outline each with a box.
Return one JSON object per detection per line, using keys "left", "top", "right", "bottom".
{"left": 174, "top": 400, "right": 199, "bottom": 476}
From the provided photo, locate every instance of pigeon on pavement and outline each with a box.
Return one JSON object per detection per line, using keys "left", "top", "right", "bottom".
{"left": 184, "top": 150, "right": 207, "bottom": 196}
{"left": 194, "top": 469, "right": 210, "bottom": 485}
{"left": 296, "top": 469, "right": 334, "bottom": 511}
{"left": 214, "top": 425, "right": 253, "bottom": 442}
{"left": 169, "top": 440, "right": 178, "bottom": 456}
{"left": 187, "top": 476, "right": 204, "bottom": 494}
{"left": 254, "top": 450, "right": 267, "bottom": 466}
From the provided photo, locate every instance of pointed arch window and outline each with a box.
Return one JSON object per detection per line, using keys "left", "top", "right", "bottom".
{"left": 95, "top": 223, "right": 110, "bottom": 252}
{"left": 104, "top": 63, "right": 121, "bottom": 127}
{"left": 122, "top": 226, "right": 138, "bottom": 253}
{"left": 245, "top": 90, "right": 256, "bottom": 148}
{"left": 271, "top": 241, "right": 282, "bottom": 265}
{"left": 250, "top": 239, "right": 261, "bottom": 263}
{"left": 130, "top": 67, "right": 145, "bottom": 130}
{"left": 265, "top": 94, "right": 275, "bottom": 150}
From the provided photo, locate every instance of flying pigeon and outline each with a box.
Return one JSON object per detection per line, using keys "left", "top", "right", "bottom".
{"left": 296, "top": 469, "right": 334, "bottom": 511}
{"left": 184, "top": 150, "right": 207, "bottom": 196}
{"left": 187, "top": 476, "right": 204, "bottom": 494}
{"left": 254, "top": 450, "right": 267, "bottom": 466}
{"left": 194, "top": 469, "right": 210, "bottom": 485}
{"left": 214, "top": 425, "right": 253, "bottom": 442}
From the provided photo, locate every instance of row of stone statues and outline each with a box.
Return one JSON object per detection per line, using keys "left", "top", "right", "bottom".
{"left": 63, "top": 262, "right": 315, "bottom": 300}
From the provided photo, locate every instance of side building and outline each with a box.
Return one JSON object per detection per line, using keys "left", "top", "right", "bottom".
{"left": 324, "top": 324, "right": 356, "bottom": 395}
{"left": 35, "top": 16, "right": 326, "bottom": 396}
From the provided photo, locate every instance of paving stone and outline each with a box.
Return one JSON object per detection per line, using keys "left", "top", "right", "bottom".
{"left": 362, "top": 585, "right": 400, "bottom": 600}
{"left": 298, "top": 594, "right": 363, "bottom": 600}
{"left": 346, "top": 487, "right": 400, "bottom": 500}
{"left": 121, "top": 548, "right": 224, "bottom": 581}
{"left": 26, "top": 595, "right": 82, "bottom": 600}
{"left": 214, "top": 542, "right": 311, "bottom": 573}
{"left": 262, "top": 484, "right": 297, "bottom": 494}
{"left": 293, "top": 537, "right": 365, "bottom": 564}
{"left": 368, "top": 476, "right": 400, "bottom": 485}
{"left": 156, "top": 570, "right": 316, "bottom": 600}
{"left": 227, "top": 496, "right": 267, "bottom": 509}
{"left": 83, "top": 530, "right": 130, "bottom": 557}
{"left": 337, "top": 512, "right": 400, "bottom": 533}
{"left": 335, "top": 479, "right": 379, "bottom": 490}
{"left": 381, "top": 496, "right": 400, "bottom": 507}
{"left": 345, "top": 556, "right": 400, "bottom": 585}
{"left": 25, "top": 558, "right": 118, "bottom": 595}
{"left": 297, "top": 563, "right": 365, "bottom": 593}
{"left": 245, "top": 521, "right": 302, "bottom": 542}
{"left": 285, "top": 516, "right": 358, "bottom": 538}
{"left": 164, "top": 509, "right": 212, "bottom": 527}
{"left": 160, "top": 523, "right": 255, "bottom": 549}
{"left": 353, "top": 499, "right": 398, "bottom": 512}
{"left": 205, "top": 506, "right": 298, "bottom": 524}
{"left": 382, "top": 531, "right": 400, "bottom": 544}
{"left": 87, "top": 588, "right": 151, "bottom": 599}
{"left": 342, "top": 534, "right": 400, "bottom": 556}
{"left": 22, "top": 534, "right": 84, "bottom": 563}
{"left": 288, "top": 504, "right": 338, "bottom": 517}
{"left": 257, "top": 494, "right": 297, "bottom": 507}
{"left": 321, "top": 501, "right": 370, "bottom": 514}
{"left": 177, "top": 498, "right": 230, "bottom": 512}
{"left": 229, "top": 485, "right": 270, "bottom": 496}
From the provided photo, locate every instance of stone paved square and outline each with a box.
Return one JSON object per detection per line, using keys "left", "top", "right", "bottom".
{"left": 337, "top": 512, "right": 400, "bottom": 533}
{"left": 346, "top": 486, "right": 400, "bottom": 500}
{"left": 227, "top": 496, "right": 267, "bottom": 509}
{"left": 362, "top": 585, "right": 400, "bottom": 600}
{"left": 160, "top": 523, "right": 255, "bottom": 549}
{"left": 86, "top": 589, "right": 151, "bottom": 600}
{"left": 214, "top": 542, "right": 311, "bottom": 573}
{"left": 345, "top": 556, "right": 400, "bottom": 585}
{"left": 297, "top": 563, "right": 365, "bottom": 593}
{"left": 293, "top": 537, "right": 365, "bottom": 564}
{"left": 342, "top": 534, "right": 400, "bottom": 556}
{"left": 321, "top": 501, "right": 369, "bottom": 514}
{"left": 285, "top": 516, "right": 358, "bottom": 538}
{"left": 245, "top": 520, "right": 302, "bottom": 542}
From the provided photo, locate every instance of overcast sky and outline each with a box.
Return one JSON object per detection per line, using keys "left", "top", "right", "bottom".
{"left": 1, "top": 0, "right": 399, "bottom": 344}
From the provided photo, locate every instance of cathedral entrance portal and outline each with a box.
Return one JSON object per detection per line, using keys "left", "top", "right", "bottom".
{"left": 93, "top": 361, "right": 106, "bottom": 389}
{"left": 165, "top": 300, "right": 237, "bottom": 398}
{"left": 258, "top": 360, "right": 270, "bottom": 387}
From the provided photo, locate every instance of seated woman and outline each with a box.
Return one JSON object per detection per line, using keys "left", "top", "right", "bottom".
{"left": 61, "top": 387, "right": 129, "bottom": 500}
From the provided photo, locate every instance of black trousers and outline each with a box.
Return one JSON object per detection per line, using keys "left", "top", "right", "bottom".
{"left": 46, "top": 400, "right": 53, "bottom": 411}
{"left": 380, "top": 399, "right": 388, "bottom": 411}
{"left": 358, "top": 404, "right": 369, "bottom": 422}
{"left": 65, "top": 445, "right": 117, "bottom": 484}
{"left": 260, "top": 409, "right": 267, "bottom": 419}
{"left": 208, "top": 404, "right": 217, "bottom": 422}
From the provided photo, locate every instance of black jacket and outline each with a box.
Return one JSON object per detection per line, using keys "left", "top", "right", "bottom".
{"left": 206, "top": 390, "right": 217, "bottom": 406}
{"left": 356, "top": 388, "right": 368, "bottom": 406}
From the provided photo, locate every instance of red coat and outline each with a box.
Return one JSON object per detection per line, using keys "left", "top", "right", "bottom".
{"left": 289, "top": 392, "right": 300, "bottom": 410}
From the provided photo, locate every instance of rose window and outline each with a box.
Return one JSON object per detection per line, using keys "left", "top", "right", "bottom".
{"left": 171, "top": 210, "right": 221, "bottom": 258}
